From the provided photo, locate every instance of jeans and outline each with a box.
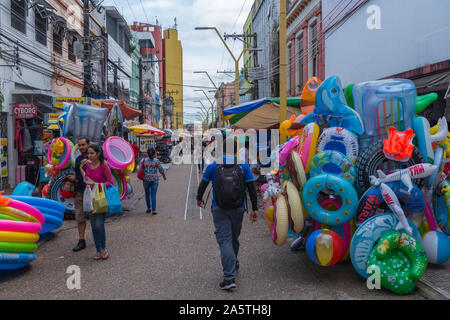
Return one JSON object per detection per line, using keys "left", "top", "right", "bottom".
{"left": 211, "top": 206, "right": 245, "bottom": 281}
{"left": 89, "top": 213, "right": 106, "bottom": 253}
{"left": 143, "top": 180, "right": 159, "bottom": 211}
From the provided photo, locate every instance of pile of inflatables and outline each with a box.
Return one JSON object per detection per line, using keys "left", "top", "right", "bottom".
{"left": 262, "top": 76, "right": 450, "bottom": 295}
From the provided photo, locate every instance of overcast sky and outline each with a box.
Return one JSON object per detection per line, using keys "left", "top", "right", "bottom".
{"left": 102, "top": 0, "right": 254, "bottom": 124}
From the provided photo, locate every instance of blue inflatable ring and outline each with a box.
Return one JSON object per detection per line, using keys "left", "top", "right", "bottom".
{"left": 0, "top": 252, "right": 36, "bottom": 270}
{"left": 309, "top": 150, "right": 356, "bottom": 184}
{"left": 302, "top": 174, "right": 358, "bottom": 226}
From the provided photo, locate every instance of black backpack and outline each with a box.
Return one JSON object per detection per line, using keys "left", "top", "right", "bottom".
{"left": 215, "top": 164, "right": 246, "bottom": 209}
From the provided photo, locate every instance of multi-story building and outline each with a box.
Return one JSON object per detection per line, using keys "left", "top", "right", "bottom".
{"left": 286, "top": 0, "right": 324, "bottom": 97}
{"left": 163, "top": 28, "right": 183, "bottom": 129}
{"left": 322, "top": 0, "right": 450, "bottom": 122}
{"left": 242, "top": 11, "right": 255, "bottom": 102}
{"left": 129, "top": 31, "right": 141, "bottom": 109}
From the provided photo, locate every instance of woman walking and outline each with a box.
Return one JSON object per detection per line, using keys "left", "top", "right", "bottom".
{"left": 80, "top": 144, "right": 114, "bottom": 260}
{"left": 140, "top": 147, "right": 167, "bottom": 214}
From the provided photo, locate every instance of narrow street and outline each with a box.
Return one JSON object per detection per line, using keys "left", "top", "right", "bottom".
{"left": 0, "top": 164, "right": 447, "bottom": 300}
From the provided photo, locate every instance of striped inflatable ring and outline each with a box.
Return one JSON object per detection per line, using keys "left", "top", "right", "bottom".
{"left": 271, "top": 194, "right": 289, "bottom": 246}
{"left": 309, "top": 150, "right": 356, "bottom": 184}
{"left": 317, "top": 127, "right": 359, "bottom": 164}
{"left": 296, "top": 123, "right": 320, "bottom": 174}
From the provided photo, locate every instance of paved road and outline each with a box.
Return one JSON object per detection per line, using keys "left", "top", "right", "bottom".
{"left": 0, "top": 164, "right": 448, "bottom": 300}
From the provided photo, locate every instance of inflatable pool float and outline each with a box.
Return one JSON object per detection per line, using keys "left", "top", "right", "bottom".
{"left": 309, "top": 150, "right": 356, "bottom": 184}
{"left": 7, "top": 196, "right": 66, "bottom": 214}
{"left": 39, "top": 214, "right": 63, "bottom": 235}
{"left": 279, "top": 136, "right": 299, "bottom": 166}
{"left": 317, "top": 127, "right": 359, "bottom": 164}
{"left": 103, "top": 136, "right": 134, "bottom": 171}
{"left": 12, "top": 182, "right": 35, "bottom": 196}
{"left": 306, "top": 229, "right": 344, "bottom": 267}
{"left": 426, "top": 147, "right": 444, "bottom": 190}
{"left": 48, "top": 168, "right": 75, "bottom": 214}
{"left": 64, "top": 103, "right": 108, "bottom": 143}
{"left": 367, "top": 231, "right": 427, "bottom": 295}
{"left": 302, "top": 174, "right": 358, "bottom": 226}
{"left": 0, "top": 231, "right": 39, "bottom": 243}
{"left": 0, "top": 197, "right": 45, "bottom": 226}
{"left": 47, "top": 137, "right": 72, "bottom": 171}
{"left": 421, "top": 230, "right": 450, "bottom": 264}
{"left": 0, "top": 206, "right": 40, "bottom": 223}
{"left": 286, "top": 151, "right": 306, "bottom": 192}
{"left": 0, "top": 220, "right": 41, "bottom": 234}
{"left": 414, "top": 117, "right": 448, "bottom": 163}
{"left": 416, "top": 93, "right": 438, "bottom": 114}
{"left": 383, "top": 127, "right": 415, "bottom": 162}
{"left": 284, "top": 180, "right": 304, "bottom": 234}
{"left": 111, "top": 170, "right": 127, "bottom": 201}
{"left": 123, "top": 160, "right": 135, "bottom": 175}
{"left": 70, "top": 143, "right": 81, "bottom": 168}
{"left": 296, "top": 123, "right": 319, "bottom": 174}
{"left": 0, "top": 241, "right": 37, "bottom": 253}
{"left": 350, "top": 212, "right": 421, "bottom": 279}
{"left": 271, "top": 194, "right": 289, "bottom": 246}
{"left": 0, "top": 253, "right": 36, "bottom": 270}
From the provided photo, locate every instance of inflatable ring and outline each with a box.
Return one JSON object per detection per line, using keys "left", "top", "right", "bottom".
{"left": 1, "top": 197, "right": 45, "bottom": 225}
{"left": 350, "top": 212, "right": 421, "bottom": 279}
{"left": 123, "top": 160, "right": 135, "bottom": 175}
{"left": 47, "top": 137, "right": 72, "bottom": 171}
{"left": 103, "top": 136, "right": 134, "bottom": 171}
{"left": 355, "top": 141, "right": 425, "bottom": 196}
{"left": 0, "top": 213, "right": 21, "bottom": 221}
{"left": 271, "top": 194, "right": 289, "bottom": 246}
{"left": 367, "top": 231, "right": 427, "bottom": 295}
{"left": 296, "top": 123, "right": 320, "bottom": 174}
{"left": 0, "top": 220, "right": 41, "bottom": 234}
{"left": 279, "top": 136, "right": 299, "bottom": 167}
{"left": 437, "top": 180, "right": 450, "bottom": 235}
{"left": 426, "top": 147, "right": 444, "bottom": 189}
{"left": 317, "top": 127, "right": 359, "bottom": 164}
{"left": 0, "top": 241, "right": 37, "bottom": 253}
{"left": 39, "top": 214, "right": 63, "bottom": 235}
{"left": 286, "top": 151, "right": 306, "bottom": 191}
{"left": 302, "top": 174, "right": 358, "bottom": 226}
{"left": 309, "top": 150, "right": 356, "bottom": 184}
{"left": 434, "top": 195, "right": 450, "bottom": 236}
{"left": 49, "top": 168, "right": 76, "bottom": 214}
{"left": 284, "top": 181, "right": 304, "bottom": 234}
{"left": 0, "top": 207, "right": 40, "bottom": 223}
{"left": 112, "top": 170, "right": 127, "bottom": 201}
{"left": 0, "top": 253, "right": 36, "bottom": 269}
{"left": 0, "top": 231, "right": 39, "bottom": 243}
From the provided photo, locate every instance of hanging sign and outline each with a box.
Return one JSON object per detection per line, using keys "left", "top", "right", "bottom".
{"left": 13, "top": 104, "right": 37, "bottom": 119}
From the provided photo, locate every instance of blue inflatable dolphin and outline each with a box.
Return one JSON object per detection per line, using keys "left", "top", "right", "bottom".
{"left": 301, "top": 76, "right": 364, "bottom": 135}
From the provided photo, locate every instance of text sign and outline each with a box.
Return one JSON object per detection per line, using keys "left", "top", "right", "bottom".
{"left": 13, "top": 104, "right": 37, "bottom": 119}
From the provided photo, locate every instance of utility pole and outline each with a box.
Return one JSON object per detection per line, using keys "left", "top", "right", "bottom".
{"left": 139, "top": 57, "right": 144, "bottom": 123}
{"left": 82, "top": 0, "right": 92, "bottom": 98}
{"left": 279, "top": 0, "right": 287, "bottom": 144}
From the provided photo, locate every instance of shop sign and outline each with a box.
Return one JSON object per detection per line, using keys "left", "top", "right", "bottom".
{"left": 54, "top": 97, "right": 85, "bottom": 109}
{"left": 0, "top": 157, "right": 7, "bottom": 177}
{"left": 47, "top": 113, "right": 61, "bottom": 124}
{"left": 90, "top": 98, "right": 102, "bottom": 108}
{"left": 139, "top": 136, "right": 155, "bottom": 152}
{"left": 13, "top": 104, "right": 37, "bottom": 119}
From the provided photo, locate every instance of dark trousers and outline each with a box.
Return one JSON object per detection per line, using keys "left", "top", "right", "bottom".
{"left": 89, "top": 213, "right": 106, "bottom": 253}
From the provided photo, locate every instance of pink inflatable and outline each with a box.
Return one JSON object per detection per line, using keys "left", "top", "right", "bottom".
{"left": 8, "top": 199, "right": 45, "bottom": 226}
{"left": 47, "top": 137, "right": 71, "bottom": 170}
{"left": 279, "top": 136, "right": 299, "bottom": 167}
{"left": 103, "top": 137, "right": 134, "bottom": 171}
{"left": 0, "top": 220, "right": 42, "bottom": 234}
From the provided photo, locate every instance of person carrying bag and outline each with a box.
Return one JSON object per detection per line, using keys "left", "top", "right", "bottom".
{"left": 93, "top": 183, "right": 109, "bottom": 214}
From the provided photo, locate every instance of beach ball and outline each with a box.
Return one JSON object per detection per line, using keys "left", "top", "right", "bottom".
{"left": 422, "top": 231, "right": 450, "bottom": 264}
{"left": 306, "top": 229, "right": 344, "bottom": 266}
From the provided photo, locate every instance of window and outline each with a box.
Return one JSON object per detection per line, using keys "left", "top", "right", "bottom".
{"left": 53, "top": 27, "right": 63, "bottom": 55}
{"left": 68, "top": 37, "right": 76, "bottom": 62}
{"left": 11, "top": 0, "right": 27, "bottom": 34}
{"left": 296, "top": 34, "right": 304, "bottom": 91}
{"left": 310, "top": 22, "right": 318, "bottom": 77}
{"left": 35, "top": 9, "right": 47, "bottom": 46}
{"left": 287, "top": 43, "right": 291, "bottom": 95}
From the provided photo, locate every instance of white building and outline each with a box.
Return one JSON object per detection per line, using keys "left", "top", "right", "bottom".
{"left": 0, "top": 0, "right": 56, "bottom": 188}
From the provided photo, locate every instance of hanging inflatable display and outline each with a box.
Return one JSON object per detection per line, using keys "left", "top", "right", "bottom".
{"left": 47, "top": 137, "right": 72, "bottom": 171}
{"left": 103, "top": 136, "right": 134, "bottom": 171}
{"left": 64, "top": 103, "right": 108, "bottom": 143}
{"left": 317, "top": 127, "right": 359, "bottom": 164}
{"left": 309, "top": 150, "right": 356, "bottom": 184}
{"left": 296, "top": 122, "right": 319, "bottom": 174}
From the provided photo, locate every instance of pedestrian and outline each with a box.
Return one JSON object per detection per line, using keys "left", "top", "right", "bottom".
{"left": 196, "top": 135, "right": 258, "bottom": 291}
{"left": 198, "top": 141, "right": 206, "bottom": 174}
{"left": 140, "top": 147, "right": 167, "bottom": 214}
{"left": 79, "top": 144, "right": 115, "bottom": 260}
{"left": 72, "top": 137, "right": 90, "bottom": 252}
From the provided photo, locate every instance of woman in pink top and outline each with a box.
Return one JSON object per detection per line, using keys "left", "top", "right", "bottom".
{"left": 80, "top": 144, "right": 114, "bottom": 260}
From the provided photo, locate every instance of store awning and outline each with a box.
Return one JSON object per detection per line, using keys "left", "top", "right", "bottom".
{"left": 413, "top": 71, "right": 450, "bottom": 93}
{"left": 101, "top": 100, "right": 142, "bottom": 120}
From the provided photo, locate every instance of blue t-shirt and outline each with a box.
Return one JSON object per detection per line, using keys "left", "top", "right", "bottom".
{"left": 202, "top": 156, "right": 255, "bottom": 208}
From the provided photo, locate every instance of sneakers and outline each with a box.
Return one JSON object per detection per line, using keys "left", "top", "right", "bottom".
{"left": 73, "top": 239, "right": 86, "bottom": 252}
{"left": 219, "top": 279, "right": 236, "bottom": 291}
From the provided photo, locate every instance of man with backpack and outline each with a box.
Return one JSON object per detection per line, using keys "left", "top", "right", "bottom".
{"left": 196, "top": 136, "right": 259, "bottom": 291}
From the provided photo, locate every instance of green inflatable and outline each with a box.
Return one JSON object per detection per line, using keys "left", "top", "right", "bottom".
{"left": 366, "top": 231, "right": 427, "bottom": 295}
{"left": 344, "top": 84, "right": 355, "bottom": 109}
{"left": 416, "top": 93, "right": 438, "bottom": 114}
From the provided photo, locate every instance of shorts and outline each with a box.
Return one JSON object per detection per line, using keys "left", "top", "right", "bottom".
{"left": 75, "top": 191, "right": 89, "bottom": 223}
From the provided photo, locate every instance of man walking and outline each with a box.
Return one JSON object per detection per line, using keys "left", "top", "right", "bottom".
{"left": 196, "top": 136, "right": 259, "bottom": 290}
{"left": 72, "top": 137, "right": 90, "bottom": 252}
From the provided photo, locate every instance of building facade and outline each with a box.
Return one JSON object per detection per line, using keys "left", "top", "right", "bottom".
{"left": 129, "top": 31, "right": 141, "bottom": 109}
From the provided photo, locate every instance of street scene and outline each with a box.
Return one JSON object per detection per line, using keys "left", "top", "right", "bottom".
{"left": 0, "top": 0, "right": 449, "bottom": 303}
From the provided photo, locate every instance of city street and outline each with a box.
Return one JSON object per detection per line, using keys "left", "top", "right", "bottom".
{"left": 0, "top": 164, "right": 448, "bottom": 300}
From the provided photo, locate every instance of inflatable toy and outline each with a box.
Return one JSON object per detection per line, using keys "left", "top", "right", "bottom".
{"left": 70, "top": 143, "right": 81, "bottom": 168}
{"left": 0, "top": 206, "right": 39, "bottom": 223}
{"left": 437, "top": 181, "right": 450, "bottom": 235}
{"left": 280, "top": 115, "right": 302, "bottom": 138}
{"left": 366, "top": 231, "right": 427, "bottom": 295}
{"left": 47, "top": 137, "right": 72, "bottom": 171}
{"left": 0, "top": 253, "right": 36, "bottom": 270}
{"left": 309, "top": 150, "right": 356, "bottom": 184}
{"left": 426, "top": 147, "right": 444, "bottom": 190}
{"left": 424, "top": 198, "right": 438, "bottom": 231}
{"left": 421, "top": 230, "right": 450, "bottom": 264}
{"left": 289, "top": 114, "right": 305, "bottom": 130}
{"left": 286, "top": 151, "right": 306, "bottom": 191}
{"left": 0, "top": 241, "right": 37, "bottom": 253}
{"left": 262, "top": 176, "right": 283, "bottom": 201}
{"left": 0, "top": 231, "right": 39, "bottom": 243}
{"left": 414, "top": 117, "right": 448, "bottom": 163}
{"left": 317, "top": 127, "right": 359, "bottom": 164}
{"left": 300, "top": 77, "right": 322, "bottom": 110}
{"left": 123, "top": 160, "right": 135, "bottom": 175}
{"left": 379, "top": 183, "right": 412, "bottom": 235}
{"left": 125, "top": 183, "right": 135, "bottom": 200}
{"left": 302, "top": 174, "right": 358, "bottom": 226}
{"left": 350, "top": 212, "right": 421, "bottom": 279}
{"left": 430, "top": 124, "right": 450, "bottom": 159}
{"left": 416, "top": 93, "right": 438, "bottom": 114}
{"left": 39, "top": 214, "right": 63, "bottom": 235}
{"left": 352, "top": 78, "right": 416, "bottom": 149}
{"left": 0, "top": 197, "right": 44, "bottom": 226}
{"left": 111, "top": 170, "right": 128, "bottom": 201}
{"left": 344, "top": 84, "right": 355, "bottom": 109}
{"left": 279, "top": 136, "right": 299, "bottom": 166}
{"left": 0, "top": 220, "right": 41, "bottom": 234}
{"left": 12, "top": 182, "right": 35, "bottom": 196}
{"left": 7, "top": 196, "right": 65, "bottom": 216}
{"left": 296, "top": 123, "right": 319, "bottom": 174}
{"left": 271, "top": 194, "right": 289, "bottom": 246}
{"left": 306, "top": 229, "right": 344, "bottom": 267}
{"left": 104, "top": 103, "right": 124, "bottom": 138}
{"left": 103, "top": 136, "right": 134, "bottom": 171}
{"left": 59, "top": 175, "right": 77, "bottom": 199}
{"left": 355, "top": 141, "right": 425, "bottom": 196}
{"left": 264, "top": 205, "right": 274, "bottom": 230}
{"left": 48, "top": 168, "right": 75, "bottom": 214}
{"left": 301, "top": 76, "right": 364, "bottom": 135}
{"left": 284, "top": 180, "right": 304, "bottom": 234}
{"left": 383, "top": 127, "right": 415, "bottom": 162}
{"left": 64, "top": 103, "right": 108, "bottom": 143}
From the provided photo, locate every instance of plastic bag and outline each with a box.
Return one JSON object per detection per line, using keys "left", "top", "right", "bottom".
{"left": 83, "top": 184, "right": 96, "bottom": 212}
{"left": 105, "top": 184, "right": 123, "bottom": 217}
{"left": 92, "top": 183, "right": 108, "bottom": 214}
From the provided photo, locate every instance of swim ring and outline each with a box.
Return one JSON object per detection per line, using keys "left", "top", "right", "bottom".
{"left": 103, "top": 136, "right": 134, "bottom": 171}
{"left": 111, "top": 170, "right": 127, "bottom": 201}
{"left": 286, "top": 151, "right": 306, "bottom": 192}
{"left": 0, "top": 241, "right": 37, "bottom": 253}
{"left": 0, "top": 253, "right": 36, "bottom": 270}
{"left": 284, "top": 181, "right": 304, "bottom": 234}
{"left": 271, "top": 194, "right": 289, "bottom": 246}
{"left": 0, "top": 197, "right": 45, "bottom": 226}
{"left": 0, "top": 231, "right": 39, "bottom": 243}
{"left": 309, "top": 150, "right": 356, "bottom": 184}
{"left": 0, "top": 220, "right": 41, "bottom": 234}
{"left": 317, "top": 127, "right": 359, "bottom": 164}
{"left": 296, "top": 123, "right": 320, "bottom": 174}
{"left": 47, "top": 137, "right": 72, "bottom": 171}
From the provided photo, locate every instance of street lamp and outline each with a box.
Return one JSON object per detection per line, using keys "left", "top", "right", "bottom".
{"left": 195, "top": 100, "right": 212, "bottom": 128}
{"left": 194, "top": 71, "right": 224, "bottom": 128}
{"left": 195, "top": 26, "right": 262, "bottom": 107}
{"left": 195, "top": 89, "right": 215, "bottom": 128}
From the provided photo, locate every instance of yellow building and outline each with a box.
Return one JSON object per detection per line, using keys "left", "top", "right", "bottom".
{"left": 163, "top": 29, "right": 183, "bottom": 129}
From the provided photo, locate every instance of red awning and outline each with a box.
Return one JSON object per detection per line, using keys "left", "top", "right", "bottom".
{"left": 100, "top": 100, "right": 142, "bottom": 120}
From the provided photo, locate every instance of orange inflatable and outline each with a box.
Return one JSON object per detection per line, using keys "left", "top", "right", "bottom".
{"left": 383, "top": 127, "right": 415, "bottom": 162}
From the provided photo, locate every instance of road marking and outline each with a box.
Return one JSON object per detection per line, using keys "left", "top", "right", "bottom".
{"left": 184, "top": 164, "right": 193, "bottom": 220}
{"left": 197, "top": 166, "right": 203, "bottom": 220}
